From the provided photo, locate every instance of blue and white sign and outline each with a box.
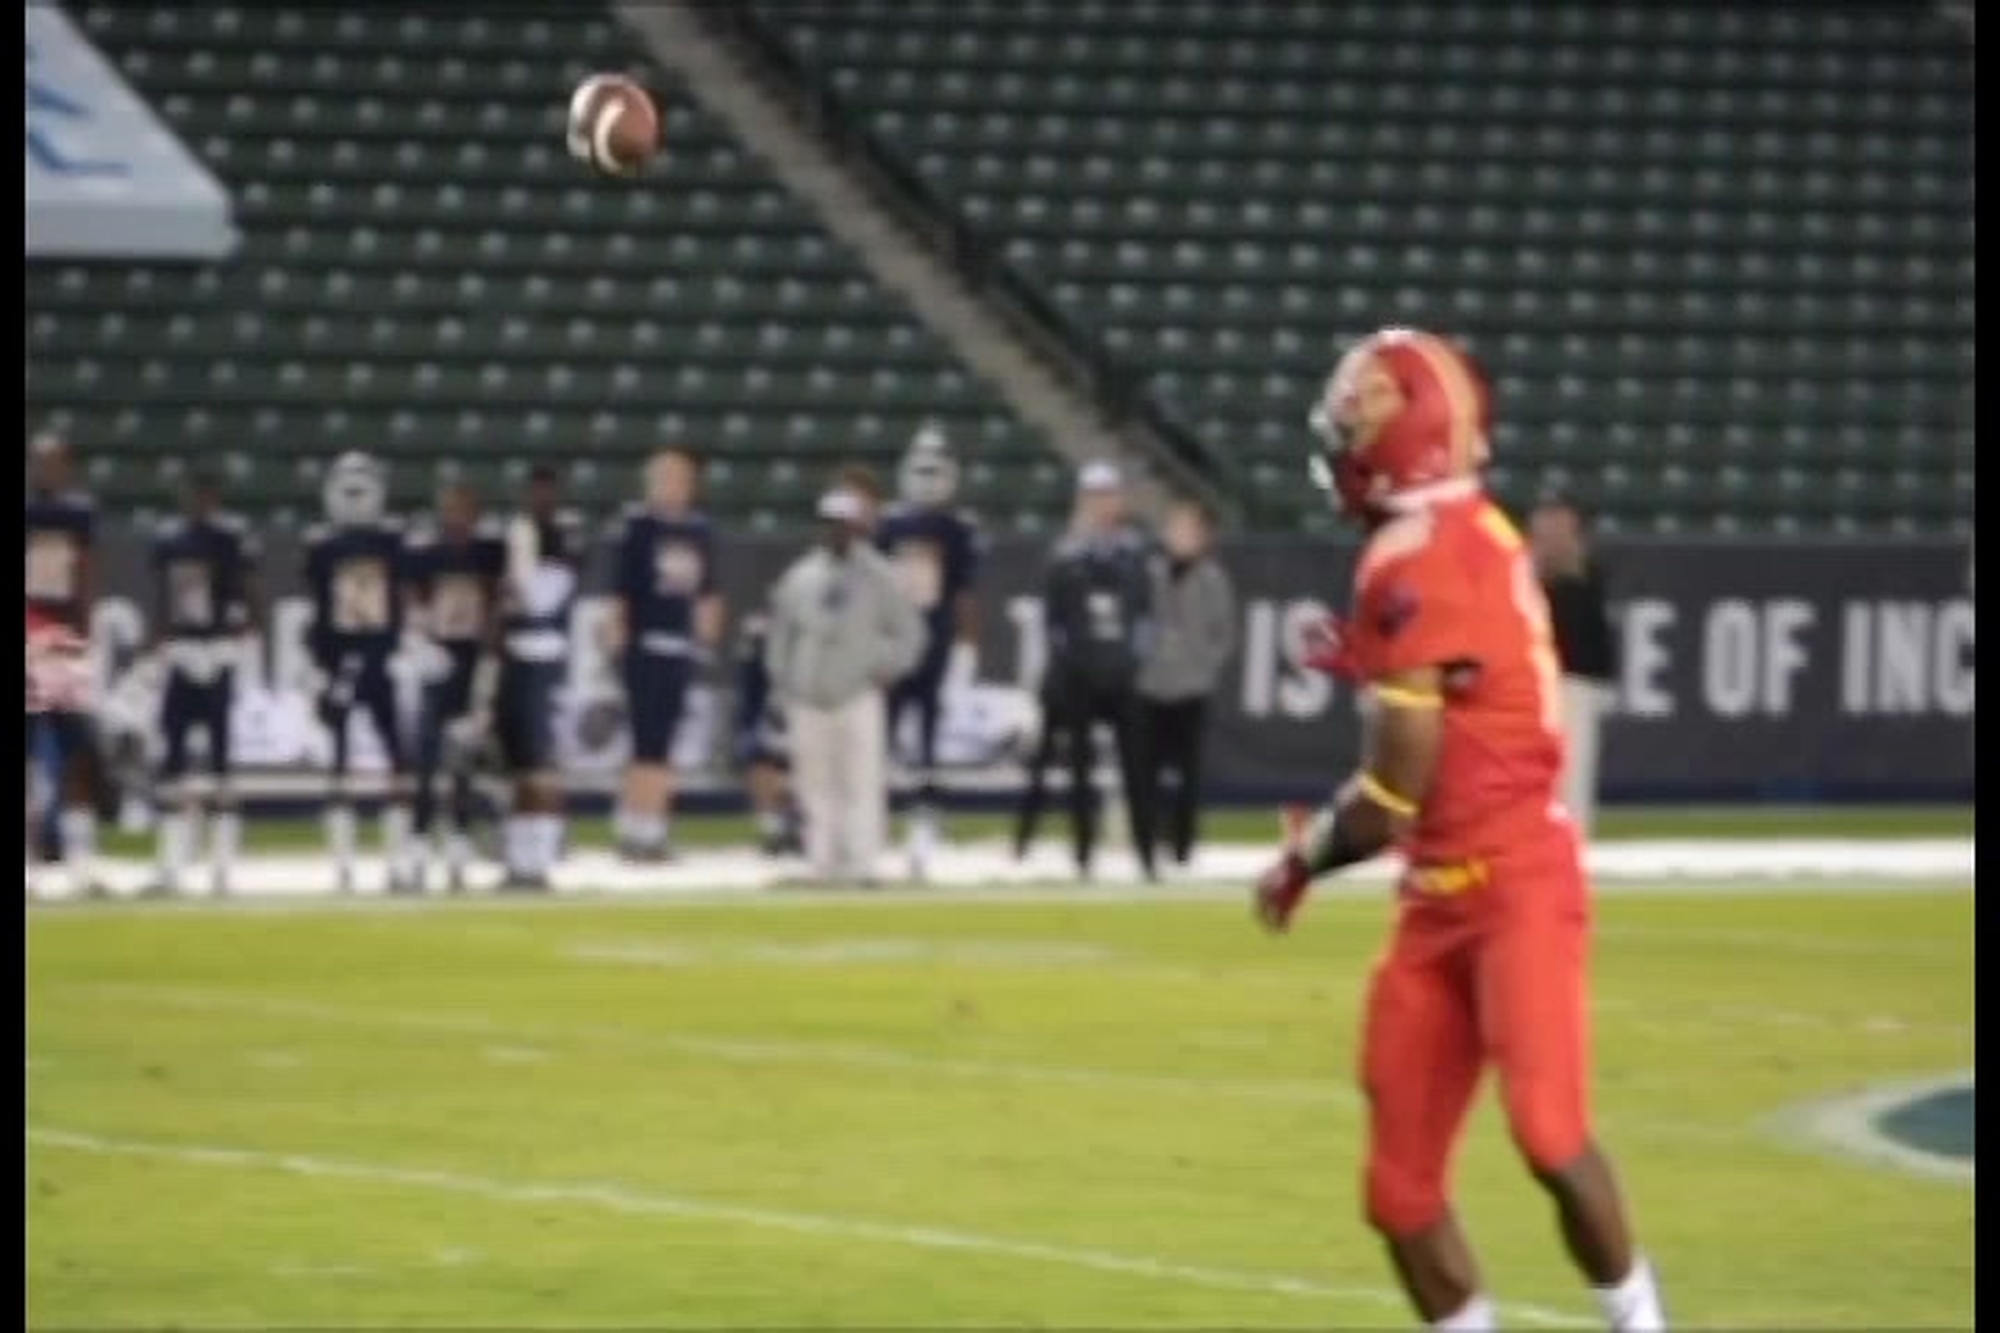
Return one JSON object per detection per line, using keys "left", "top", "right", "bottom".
{"left": 25, "top": 2, "right": 239, "bottom": 260}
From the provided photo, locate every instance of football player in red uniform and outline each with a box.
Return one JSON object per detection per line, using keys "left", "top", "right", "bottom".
{"left": 1252, "top": 329, "right": 1666, "bottom": 1332}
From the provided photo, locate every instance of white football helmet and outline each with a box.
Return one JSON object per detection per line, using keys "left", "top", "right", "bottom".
{"left": 323, "top": 451, "right": 387, "bottom": 526}
{"left": 897, "top": 421, "right": 959, "bottom": 507}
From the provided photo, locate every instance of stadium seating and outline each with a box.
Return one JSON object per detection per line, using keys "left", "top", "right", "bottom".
{"left": 24, "top": 4, "right": 1048, "bottom": 531}
{"left": 753, "top": 0, "right": 1976, "bottom": 534}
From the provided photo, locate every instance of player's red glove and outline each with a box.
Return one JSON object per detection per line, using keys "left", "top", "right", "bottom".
{"left": 1299, "top": 613, "right": 1360, "bottom": 682}
{"left": 1252, "top": 805, "right": 1314, "bottom": 934}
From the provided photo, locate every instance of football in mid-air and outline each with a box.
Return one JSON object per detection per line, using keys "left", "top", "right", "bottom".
{"left": 566, "top": 73, "right": 662, "bottom": 177}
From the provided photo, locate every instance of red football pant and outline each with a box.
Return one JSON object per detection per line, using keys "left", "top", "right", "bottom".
{"left": 1357, "top": 864, "right": 1592, "bottom": 1238}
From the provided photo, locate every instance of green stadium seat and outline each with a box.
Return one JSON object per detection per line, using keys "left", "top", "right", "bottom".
{"left": 752, "top": 0, "right": 1971, "bottom": 531}
{"left": 29, "top": 2, "right": 1045, "bottom": 531}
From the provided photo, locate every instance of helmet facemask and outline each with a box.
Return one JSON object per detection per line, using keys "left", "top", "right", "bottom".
{"left": 897, "top": 424, "right": 959, "bottom": 508}
{"left": 323, "top": 452, "right": 388, "bottom": 526}
{"left": 1306, "top": 351, "right": 1405, "bottom": 522}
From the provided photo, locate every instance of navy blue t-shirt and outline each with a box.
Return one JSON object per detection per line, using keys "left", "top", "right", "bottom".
{"left": 614, "top": 506, "right": 719, "bottom": 658}
{"left": 404, "top": 519, "right": 507, "bottom": 649}
{"left": 876, "top": 503, "right": 981, "bottom": 663}
{"left": 25, "top": 488, "right": 95, "bottom": 626}
{"left": 151, "top": 512, "right": 257, "bottom": 640}
{"left": 304, "top": 520, "right": 407, "bottom": 666}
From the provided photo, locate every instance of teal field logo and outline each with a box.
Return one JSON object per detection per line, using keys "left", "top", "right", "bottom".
{"left": 1786, "top": 1073, "right": 1975, "bottom": 1184}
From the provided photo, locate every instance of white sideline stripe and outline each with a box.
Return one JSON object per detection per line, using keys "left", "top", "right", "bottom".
{"left": 57, "top": 985, "right": 1752, "bottom": 1145}
{"left": 23, "top": 837, "right": 1977, "bottom": 908}
{"left": 28, "top": 875, "right": 1974, "bottom": 920}
{"left": 29, "top": 1126, "right": 1597, "bottom": 1328}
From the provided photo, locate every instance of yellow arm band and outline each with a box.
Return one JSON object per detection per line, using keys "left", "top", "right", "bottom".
{"left": 1355, "top": 771, "right": 1420, "bottom": 818}
{"left": 1371, "top": 683, "right": 1443, "bottom": 710}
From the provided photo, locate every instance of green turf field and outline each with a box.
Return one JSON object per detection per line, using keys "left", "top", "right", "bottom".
{"left": 28, "top": 880, "right": 1973, "bottom": 1329}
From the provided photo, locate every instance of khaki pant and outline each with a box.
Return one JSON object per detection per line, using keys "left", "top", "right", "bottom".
{"left": 788, "top": 689, "right": 888, "bottom": 882}
{"left": 1559, "top": 676, "right": 1613, "bottom": 838}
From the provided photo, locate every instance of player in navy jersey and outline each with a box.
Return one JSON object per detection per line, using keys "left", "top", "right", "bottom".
{"left": 490, "top": 466, "right": 585, "bottom": 890}
{"left": 303, "top": 452, "right": 413, "bottom": 892}
{"left": 875, "top": 424, "right": 983, "bottom": 879}
{"left": 24, "top": 431, "right": 104, "bottom": 894}
{"left": 145, "top": 474, "right": 261, "bottom": 897}
{"left": 402, "top": 482, "right": 507, "bottom": 892}
{"left": 732, "top": 610, "right": 803, "bottom": 856}
{"left": 608, "top": 448, "right": 725, "bottom": 862}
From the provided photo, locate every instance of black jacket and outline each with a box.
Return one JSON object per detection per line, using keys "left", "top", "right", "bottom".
{"left": 1041, "top": 528, "right": 1155, "bottom": 692}
{"left": 1542, "top": 563, "right": 1618, "bottom": 683}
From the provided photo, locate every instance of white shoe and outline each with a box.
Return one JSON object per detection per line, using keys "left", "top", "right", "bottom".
{"left": 906, "top": 813, "right": 939, "bottom": 883}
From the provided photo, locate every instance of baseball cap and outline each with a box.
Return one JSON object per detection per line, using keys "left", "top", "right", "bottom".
{"left": 1077, "top": 461, "right": 1122, "bottom": 492}
{"left": 816, "top": 488, "right": 865, "bottom": 523}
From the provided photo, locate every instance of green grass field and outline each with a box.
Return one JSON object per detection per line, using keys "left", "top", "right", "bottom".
{"left": 27, "top": 876, "right": 1974, "bottom": 1329}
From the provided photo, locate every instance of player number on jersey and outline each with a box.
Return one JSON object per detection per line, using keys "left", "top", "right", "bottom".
{"left": 895, "top": 545, "right": 944, "bottom": 611}
{"left": 654, "top": 542, "right": 706, "bottom": 597}
{"left": 168, "top": 560, "right": 214, "bottom": 626}
{"left": 432, "top": 575, "right": 485, "bottom": 639}
{"left": 333, "top": 560, "right": 391, "bottom": 633}
{"left": 25, "top": 533, "right": 78, "bottom": 602}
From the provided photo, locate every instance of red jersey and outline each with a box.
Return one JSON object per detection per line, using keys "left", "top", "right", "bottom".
{"left": 1344, "top": 491, "right": 1567, "bottom": 866}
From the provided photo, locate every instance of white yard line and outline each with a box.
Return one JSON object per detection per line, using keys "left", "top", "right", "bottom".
{"left": 62, "top": 984, "right": 1365, "bottom": 1109}
{"left": 28, "top": 1125, "right": 1597, "bottom": 1328}
{"left": 51, "top": 984, "right": 1752, "bottom": 1145}
{"left": 1592, "top": 924, "right": 1969, "bottom": 962}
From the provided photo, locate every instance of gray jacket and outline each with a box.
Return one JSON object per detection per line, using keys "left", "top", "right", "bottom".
{"left": 1138, "top": 553, "right": 1239, "bottom": 702}
{"left": 765, "top": 542, "right": 924, "bottom": 712}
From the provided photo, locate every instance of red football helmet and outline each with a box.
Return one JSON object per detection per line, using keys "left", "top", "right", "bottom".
{"left": 1306, "top": 327, "right": 1493, "bottom": 521}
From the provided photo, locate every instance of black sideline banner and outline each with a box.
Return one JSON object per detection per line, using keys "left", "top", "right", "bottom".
{"left": 77, "top": 531, "right": 1973, "bottom": 803}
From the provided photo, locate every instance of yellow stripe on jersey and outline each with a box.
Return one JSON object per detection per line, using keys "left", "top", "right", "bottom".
{"left": 1372, "top": 683, "right": 1443, "bottom": 710}
{"left": 1477, "top": 503, "right": 1524, "bottom": 552}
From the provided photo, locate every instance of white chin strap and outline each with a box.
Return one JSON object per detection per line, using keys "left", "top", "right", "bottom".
{"left": 1380, "top": 476, "right": 1482, "bottom": 513}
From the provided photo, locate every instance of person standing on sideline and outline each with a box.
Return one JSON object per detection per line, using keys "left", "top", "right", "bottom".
{"left": 765, "top": 482, "right": 924, "bottom": 886}
{"left": 1033, "top": 461, "right": 1158, "bottom": 882}
{"left": 876, "top": 424, "right": 984, "bottom": 881}
{"left": 608, "top": 448, "right": 725, "bottom": 863}
{"left": 1137, "top": 499, "right": 1238, "bottom": 873}
{"left": 1528, "top": 492, "right": 1618, "bottom": 837}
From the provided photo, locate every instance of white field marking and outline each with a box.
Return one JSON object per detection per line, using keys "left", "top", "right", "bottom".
{"left": 22, "top": 838, "right": 1974, "bottom": 908}
{"left": 247, "top": 1050, "right": 306, "bottom": 1070}
{"left": 272, "top": 1248, "right": 485, "bottom": 1281}
{"left": 543, "top": 928, "right": 1972, "bottom": 1041}
{"left": 481, "top": 1045, "right": 548, "bottom": 1065}
{"left": 38, "top": 874, "right": 1972, "bottom": 917}
{"left": 1594, "top": 923, "right": 1968, "bottom": 962}
{"left": 269, "top": 1261, "right": 374, "bottom": 1279}
{"left": 1770, "top": 1071, "right": 1977, "bottom": 1187}
{"left": 1587, "top": 996, "right": 1973, "bottom": 1043}
{"left": 566, "top": 936, "right": 1118, "bottom": 969}
{"left": 68, "top": 984, "right": 1361, "bottom": 1110}
{"left": 28, "top": 1125, "right": 1597, "bottom": 1328}
{"left": 54, "top": 984, "right": 1752, "bottom": 1147}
